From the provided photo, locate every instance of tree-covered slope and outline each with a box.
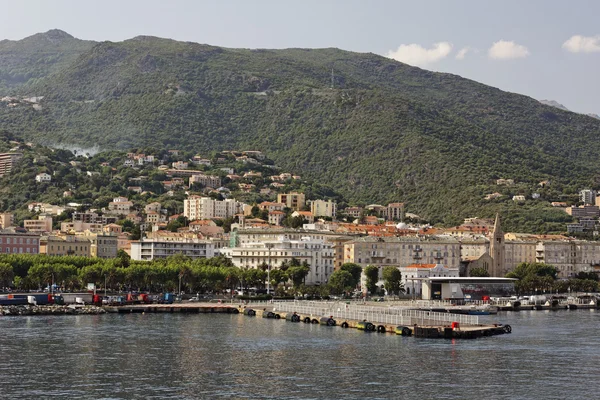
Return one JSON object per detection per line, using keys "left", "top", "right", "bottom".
{"left": 0, "top": 32, "right": 599, "bottom": 226}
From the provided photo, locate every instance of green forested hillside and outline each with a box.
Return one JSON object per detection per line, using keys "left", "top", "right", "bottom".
{"left": 0, "top": 30, "right": 599, "bottom": 228}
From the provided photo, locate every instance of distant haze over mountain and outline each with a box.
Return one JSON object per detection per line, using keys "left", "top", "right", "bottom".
{"left": 1, "top": 30, "right": 600, "bottom": 227}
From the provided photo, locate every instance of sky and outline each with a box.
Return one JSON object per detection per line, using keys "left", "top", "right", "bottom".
{"left": 1, "top": 0, "right": 600, "bottom": 114}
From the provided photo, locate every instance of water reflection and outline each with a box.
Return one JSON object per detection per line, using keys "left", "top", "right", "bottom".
{"left": 0, "top": 310, "right": 599, "bottom": 398}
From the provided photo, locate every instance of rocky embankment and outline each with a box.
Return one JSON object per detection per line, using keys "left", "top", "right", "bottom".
{"left": 0, "top": 305, "right": 106, "bottom": 316}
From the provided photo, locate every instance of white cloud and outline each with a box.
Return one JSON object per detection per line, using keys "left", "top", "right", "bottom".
{"left": 488, "top": 40, "right": 529, "bottom": 60}
{"left": 455, "top": 46, "right": 471, "bottom": 60}
{"left": 562, "top": 35, "right": 600, "bottom": 53}
{"left": 386, "top": 42, "right": 452, "bottom": 66}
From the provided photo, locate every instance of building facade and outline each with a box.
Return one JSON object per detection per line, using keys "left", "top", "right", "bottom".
{"left": 130, "top": 238, "right": 216, "bottom": 261}
{"left": 0, "top": 232, "right": 40, "bottom": 254}
{"left": 221, "top": 237, "right": 334, "bottom": 285}
{"left": 277, "top": 192, "right": 306, "bottom": 211}
{"left": 310, "top": 200, "right": 336, "bottom": 218}
{"left": 183, "top": 196, "right": 245, "bottom": 221}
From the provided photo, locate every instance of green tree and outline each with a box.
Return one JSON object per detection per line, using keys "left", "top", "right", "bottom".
{"left": 340, "top": 263, "right": 362, "bottom": 288}
{"left": 364, "top": 265, "right": 379, "bottom": 294}
{"left": 0, "top": 262, "right": 14, "bottom": 289}
{"left": 469, "top": 267, "right": 490, "bottom": 277}
{"left": 287, "top": 265, "right": 310, "bottom": 288}
{"left": 382, "top": 266, "right": 403, "bottom": 296}
{"left": 328, "top": 270, "right": 354, "bottom": 295}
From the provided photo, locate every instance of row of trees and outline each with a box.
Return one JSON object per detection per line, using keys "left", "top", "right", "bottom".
{"left": 0, "top": 254, "right": 408, "bottom": 297}
{"left": 506, "top": 262, "right": 599, "bottom": 294}
{"left": 328, "top": 263, "right": 404, "bottom": 296}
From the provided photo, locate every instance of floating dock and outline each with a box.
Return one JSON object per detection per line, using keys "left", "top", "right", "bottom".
{"left": 104, "top": 302, "right": 512, "bottom": 339}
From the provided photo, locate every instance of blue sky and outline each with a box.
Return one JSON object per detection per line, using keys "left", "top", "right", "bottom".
{"left": 2, "top": 0, "right": 600, "bottom": 114}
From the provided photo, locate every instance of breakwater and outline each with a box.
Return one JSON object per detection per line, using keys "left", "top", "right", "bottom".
{"left": 0, "top": 304, "right": 105, "bottom": 316}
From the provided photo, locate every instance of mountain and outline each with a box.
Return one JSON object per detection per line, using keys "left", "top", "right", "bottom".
{"left": 539, "top": 99, "right": 569, "bottom": 111}
{"left": 586, "top": 113, "right": 600, "bottom": 120}
{"left": 0, "top": 29, "right": 95, "bottom": 91}
{"left": 0, "top": 30, "right": 599, "bottom": 230}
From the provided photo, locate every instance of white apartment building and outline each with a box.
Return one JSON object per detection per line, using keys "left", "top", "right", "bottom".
{"left": 183, "top": 196, "right": 245, "bottom": 221}
{"left": 221, "top": 237, "right": 335, "bottom": 285}
{"left": 130, "top": 238, "right": 216, "bottom": 261}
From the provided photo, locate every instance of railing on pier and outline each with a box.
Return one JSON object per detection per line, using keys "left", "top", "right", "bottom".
{"left": 273, "top": 301, "right": 479, "bottom": 326}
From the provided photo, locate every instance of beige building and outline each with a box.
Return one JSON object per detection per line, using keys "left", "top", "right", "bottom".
{"left": 107, "top": 200, "right": 133, "bottom": 215}
{"left": 188, "top": 174, "right": 222, "bottom": 188}
{"left": 60, "top": 221, "right": 103, "bottom": 233}
{"left": 310, "top": 200, "right": 337, "bottom": 218}
{"left": 24, "top": 215, "right": 53, "bottom": 233}
{"left": 0, "top": 152, "right": 22, "bottom": 177}
{"left": 343, "top": 235, "right": 461, "bottom": 270}
{"left": 277, "top": 192, "right": 306, "bottom": 211}
{"left": 145, "top": 202, "right": 162, "bottom": 214}
{"left": 183, "top": 196, "right": 245, "bottom": 221}
{"left": 0, "top": 213, "right": 14, "bottom": 229}
{"left": 42, "top": 235, "right": 92, "bottom": 257}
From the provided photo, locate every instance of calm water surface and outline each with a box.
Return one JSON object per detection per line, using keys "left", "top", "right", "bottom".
{"left": 0, "top": 309, "right": 599, "bottom": 399}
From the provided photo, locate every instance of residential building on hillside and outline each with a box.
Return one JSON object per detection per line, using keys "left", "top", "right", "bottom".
{"left": 343, "top": 207, "right": 363, "bottom": 219}
{"left": 310, "top": 200, "right": 336, "bottom": 218}
{"left": 277, "top": 192, "right": 305, "bottom": 211}
{"left": 188, "top": 220, "right": 224, "bottom": 237}
{"left": 35, "top": 173, "right": 51, "bottom": 183}
{"left": 189, "top": 174, "right": 222, "bottom": 188}
{"left": 221, "top": 237, "right": 334, "bottom": 285}
{"left": 0, "top": 152, "right": 22, "bottom": 177}
{"left": 580, "top": 189, "right": 596, "bottom": 205}
{"left": 268, "top": 211, "right": 285, "bottom": 226}
{"left": 73, "top": 212, "right": 117, "bottom": 225}
{"left": 258, "top": 202, "right": 286, "bottom": 213}
{"left": 130, "top": 237, "right": 216, "bottom": 261}
{"left": 566, "top": 205, "right": 600, "bottom": 219}
{"left": 107, "top": 200, "right": 133, "bottom": 215}
{"left": 386, "top": 203, "right": 405, "bottom": 221}
{"left": 61, "top": 221, "right": 104, "bottom": 233}
{"left": 145, "top": 202, "right": 162, "bottom": 213}
{"left": 0, "top": 213, "right": 14, "bottom": 229}
{"left": 292, "top": 210, "right": 315, "bottom": 224}
{"left": 24, "top": 215, "right": 53, "bottom": 233}
{"left": 183, "top": 196, "right": 245, "bottom": 221}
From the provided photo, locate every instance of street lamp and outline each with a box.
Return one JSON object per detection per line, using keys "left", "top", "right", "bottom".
{"left": 265, "top": 243, "right": 275, "bottom": 295}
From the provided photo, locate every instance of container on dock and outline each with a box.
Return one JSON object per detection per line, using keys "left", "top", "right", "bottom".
{"left": 163, "top": 293, "right": 174, "bottom": 304}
